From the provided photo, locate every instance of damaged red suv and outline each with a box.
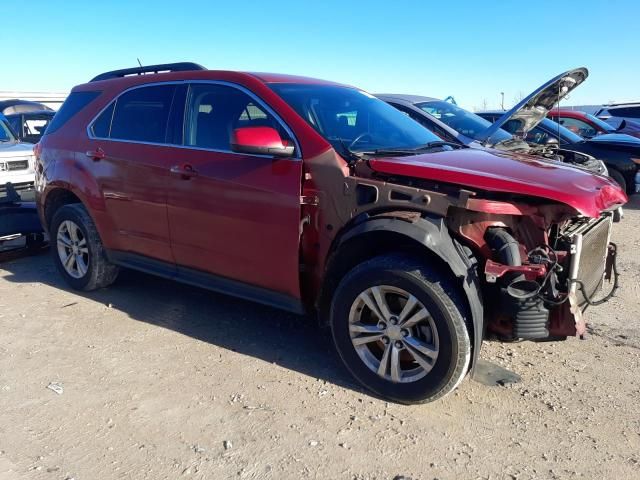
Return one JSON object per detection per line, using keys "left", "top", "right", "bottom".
{"left": 35, "top": 63, "right": 627, "bottom": 403}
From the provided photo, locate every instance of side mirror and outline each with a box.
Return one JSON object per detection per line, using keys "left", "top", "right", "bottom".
{"left": 231, "top": 127, "right": 295, "bottom": 157}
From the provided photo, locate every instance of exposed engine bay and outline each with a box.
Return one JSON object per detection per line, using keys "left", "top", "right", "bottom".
{"left": 456, "top": 209, "right": 617, "bottom": 341}
{"left": 492, "top": 138, "right": 608, "bottom": 176}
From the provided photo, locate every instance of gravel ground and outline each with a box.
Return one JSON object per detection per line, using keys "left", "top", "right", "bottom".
{"left": 1, "top": 196, "right": 639, "bottom": 480}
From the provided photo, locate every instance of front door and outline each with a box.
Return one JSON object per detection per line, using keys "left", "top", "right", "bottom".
{"left": 166, "top": 83, "right": 303, "bottom": 300}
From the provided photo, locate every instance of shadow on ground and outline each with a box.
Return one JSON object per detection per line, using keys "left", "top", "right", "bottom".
{"left": 623, "top": 193, "right": 640, "bottom": 211}
{"left": 0, "top": 250, "right": 362, "bottom": 394}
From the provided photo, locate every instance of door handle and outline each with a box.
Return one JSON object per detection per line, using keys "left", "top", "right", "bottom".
{"left": 170, "top": 164, "right": 198, "bottom": 179}
{"left": 86, "top": 148, "right": 106, "bottom": 161}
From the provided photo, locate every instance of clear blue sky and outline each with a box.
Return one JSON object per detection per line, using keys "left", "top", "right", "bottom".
{"left": 2, "top": 0, "right": 637, "bottom": 110}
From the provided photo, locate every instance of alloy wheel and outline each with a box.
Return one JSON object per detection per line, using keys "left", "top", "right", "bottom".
{"left": 56, "top": 220, "right": 89, "bottom": 279}
{"left": 348, "top": 285, "right": 440, "bottom": 384}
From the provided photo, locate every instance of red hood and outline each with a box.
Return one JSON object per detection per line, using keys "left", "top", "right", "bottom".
{"left": 368, "top": 148, "right": 627, "bottom": 218}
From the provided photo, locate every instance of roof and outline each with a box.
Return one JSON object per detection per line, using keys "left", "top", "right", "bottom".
{"left": 0, "top": 99, "right": 53, "bottom": 115}
{"left": 549, "top": 109, "right": 589, "bottom": 115}
{"left": 603, "top": 101, "right": 640, "bottom": 107}
{"left": 5, "top": 109, "right": 55, "bottom": 118}
{"left": 86, "top": 62, "right": 344, "bottom": 89}
{"left": 248, "top": 72, "right": 345, "bottom": 86}
{"left": 375, "top": 93, "right": 440, "bottom": 104}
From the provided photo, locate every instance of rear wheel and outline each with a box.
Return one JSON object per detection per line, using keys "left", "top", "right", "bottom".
{"left": 609, "top": 169, "right": 627, "bottom": 193}
{"left": 330, "top": 254, "right": 471, "bottom": 404}
{"left": 50, "top": 204, "right": 119, "bottom": 291}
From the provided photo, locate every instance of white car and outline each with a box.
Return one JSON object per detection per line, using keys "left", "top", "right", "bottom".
{"left": 0, "top": 113, "right": 36, "bottom": 193}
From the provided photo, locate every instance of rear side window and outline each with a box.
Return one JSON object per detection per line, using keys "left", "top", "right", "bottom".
{"left": 608, "top": 106, "right": 640, "bottom": 119}
{"left": 110, "top": 85, "right": 176, "bottom": 143}
{"left": 45, "top": 91, "right": 101, "bottom": 135}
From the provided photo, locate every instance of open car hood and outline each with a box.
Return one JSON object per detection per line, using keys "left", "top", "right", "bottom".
{"left": 478, "top": 68, "right": 589, "bottom": 144}
{"left": 368, "top": 148, "right": 627, "bottom": 218}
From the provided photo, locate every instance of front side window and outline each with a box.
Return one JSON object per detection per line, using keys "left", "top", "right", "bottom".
{"left": 558, "top": 117, "right": 597, "bottom": 137}
{"left": 184, "top": 84, "right": 291, "bottom": 150}
{"left": 584, "top": 113, "right": 615, "bottom": 132}
{"left": 269, "top": 84, "right": 441, "bottom": 154}
{"left": 417, "top": 101, "right": 512, "bottom": 144}
{"left": 109, "top": 85, "right": 176, "bottom": 143}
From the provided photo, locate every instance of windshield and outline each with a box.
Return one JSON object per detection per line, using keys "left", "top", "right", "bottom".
{"left": 269, "top": 84, "right": 442, "bottom": 154}
{"left": 585, "top": 113, "right": 616, "bottom": 132}
{"left": 416, "top": 100, "right": 512, "bottom": 144}
{"left": 0, "top": 117, "right": 17, "bottom": 142}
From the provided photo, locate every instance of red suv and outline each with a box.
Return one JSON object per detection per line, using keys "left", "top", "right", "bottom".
{"left": 35, "top": 63, "right": 627, "bottom": 404}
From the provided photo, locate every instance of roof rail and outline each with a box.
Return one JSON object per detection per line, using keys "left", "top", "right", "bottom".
{"left": 90, "top": 62, "right": 206, "bottom": 82}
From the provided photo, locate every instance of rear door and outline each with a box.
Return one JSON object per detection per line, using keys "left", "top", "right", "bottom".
{"left": 166, "top": 82, "right": 303, "bottom": 302}
{"left": 85, "top": 83, "right": 183, "bottom": 263}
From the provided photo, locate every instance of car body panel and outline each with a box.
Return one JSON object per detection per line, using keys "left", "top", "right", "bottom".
{"left": 166, "top": 148, "right": 303, "bottom": 298}
{"left": 368, "top": 148, "right": 627, "bottom": 217}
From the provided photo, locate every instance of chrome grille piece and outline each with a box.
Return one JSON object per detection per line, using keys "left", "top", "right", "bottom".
{"left": 0, "top": 158, "right": 30, "bottom": 172}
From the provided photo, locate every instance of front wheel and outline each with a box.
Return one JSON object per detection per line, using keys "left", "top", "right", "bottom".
{"left": 609, "top": 169, "right": 627, "bottom": 193}
{"left": 330, "top": 254, "right": 471, "bottom": 404}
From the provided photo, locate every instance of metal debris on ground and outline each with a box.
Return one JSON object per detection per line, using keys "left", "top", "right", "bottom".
{"left": 46, "top": 382, "right": 64, "bottom": 395}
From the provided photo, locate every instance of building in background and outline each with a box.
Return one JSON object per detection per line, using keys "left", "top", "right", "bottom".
{"left": 0, "top": 91, "right": 67, "bottom": 111}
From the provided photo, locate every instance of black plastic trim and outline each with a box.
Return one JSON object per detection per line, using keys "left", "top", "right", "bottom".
{"left": 91, "top": 62, "right": 206, "bottom": 82}
{"left": 106, "top": 250, "right": 305, "bottom": 314}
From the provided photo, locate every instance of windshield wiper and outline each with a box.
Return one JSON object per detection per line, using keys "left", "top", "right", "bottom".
{"left": 360, "top": 140, "right": 466, "bottom": 157}
{"left": 416, "top": 140, "right": 466, "bottom": 150}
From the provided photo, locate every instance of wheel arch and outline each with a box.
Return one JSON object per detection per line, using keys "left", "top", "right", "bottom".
{"left": 319, "top": 214, "right": 484, "bottom": 373}
{"left": 43, "top": 187, "right": 84, "bottom": 231}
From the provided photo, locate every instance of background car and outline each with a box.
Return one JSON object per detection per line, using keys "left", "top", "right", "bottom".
{"left": 0, "top": 100, "right": 55, "bottom": 144}
{"left": 549, "top": 109, "right": 640, "bottom": 139}
{"left": 376, "top": 69, "right": 608, "bottom": 177}
{"left": 0, "top": 113, "right": 37, "bottom": 195}
{"left": 595, "top": 102, "right": 640, "bottom": 125}
{"left": 478, "top": 111, "right": 640, "bottom": 193}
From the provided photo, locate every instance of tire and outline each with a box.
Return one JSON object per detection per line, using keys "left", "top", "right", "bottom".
{"left": 609, "top": 169, "right": 627, "bottom": 193}
{"left": 50, "top": 204, "right": 119, "bottom": 291}
{"left": 330, "top": 254, "right": 471, "bottom": 404}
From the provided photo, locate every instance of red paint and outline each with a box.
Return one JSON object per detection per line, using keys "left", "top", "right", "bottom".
{"left": 35, "top": 68, "right": 627, "bottom": 314}
{"left": 369, "top": 148, "right": 627, "bottom": 218}
{"left": 233, "top": 126, "right": 284, "bottom": 149}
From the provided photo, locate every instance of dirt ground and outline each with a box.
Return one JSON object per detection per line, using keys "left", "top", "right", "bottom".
{"left": 1, "top": 196, "right": 639, "bottom": 480}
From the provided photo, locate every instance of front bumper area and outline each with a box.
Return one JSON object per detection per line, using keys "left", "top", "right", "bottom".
{"left": 484, "top": 215, "right": 617, "bottom": 340}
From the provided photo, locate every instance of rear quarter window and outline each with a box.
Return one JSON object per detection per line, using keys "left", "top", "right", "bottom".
{"left": 45, "top": 91, "right": 101, "bottom": 135}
